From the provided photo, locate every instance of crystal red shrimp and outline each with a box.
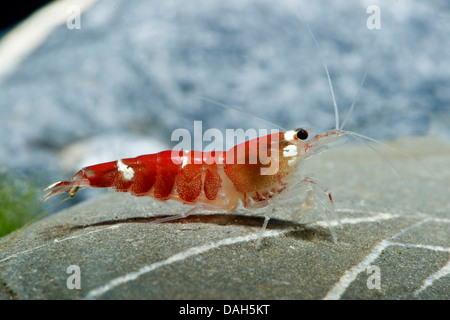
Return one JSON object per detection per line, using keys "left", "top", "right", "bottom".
{"left": 43, "top": 130, "right": 336, "bottom": 206}
{"left": 43, "top": 126, "right": 351, "bottom": 243}
{"left": 43, "top": 68, "right": 364, "bottom": 246}
{"left": 43, "top": 21, "right": 372, "bottom": 246}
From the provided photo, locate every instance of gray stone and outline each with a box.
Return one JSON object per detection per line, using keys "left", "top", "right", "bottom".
{"left": 1, "top": 0, "right": 449, "bottom": 182}
{"left": 1, "top": 136, "right": 448, "bottom": 299}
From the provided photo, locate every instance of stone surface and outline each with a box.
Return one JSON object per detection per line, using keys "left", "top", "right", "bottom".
{"left": 1, "top": 136, "right": 448, "bottom": 300}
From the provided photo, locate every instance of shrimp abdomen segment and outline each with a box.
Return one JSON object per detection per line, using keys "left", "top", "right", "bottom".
{"left": 43, "top": 151, "right": 226, "bottom": 203}
{"left": 82, "top": 155, "right": 160, "bottom": 196}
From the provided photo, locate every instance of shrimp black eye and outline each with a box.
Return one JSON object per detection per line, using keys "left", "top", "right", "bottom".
{"left": 296, "top": 128, "right": 308, "bottom": 140}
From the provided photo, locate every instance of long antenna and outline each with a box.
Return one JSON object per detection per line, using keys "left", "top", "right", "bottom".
{"left": 340, "top": 62, "right": 369, "bottom": 130}
{"left": 297, "top": 7, "right": 340, "bottom": 130}
{"left": 343, "top": 130, "right": 438, "bottom": 179}
{"left": 198, "top": 96, "right": 287, "bottom": 131}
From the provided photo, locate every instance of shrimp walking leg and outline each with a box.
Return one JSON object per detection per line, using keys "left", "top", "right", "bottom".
{"left": 243, "top": 198, "right": 275, "bottom": 249}
{"left": 148, "top": 203, "right": 233, "bottom": 225}
{"left": 301, "top": 176, "right": 341, "bottom": 243}
{"left": 276, "top": 177, "right": 341, "bottom": 243}
{"left": 255, "top": 206, "right": 273, "bottom": 250}
{"left": 147, "top": 206, "right": 198, "bottom": 224}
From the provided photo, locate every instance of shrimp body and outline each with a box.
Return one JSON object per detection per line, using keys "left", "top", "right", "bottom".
{"left": 44, "top": 130, "right": 343, "bottom": 211}
{"left": 42, "top": 20, "right": 362, "bottom": 245}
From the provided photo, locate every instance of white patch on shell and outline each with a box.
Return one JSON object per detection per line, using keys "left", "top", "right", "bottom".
{"left": 181, "top": 156, "right": 189, "bottom": 168}
{"left": 283, "top": 144, "right": 299, "bottom": 167}
{"left": 283, "top": 144, "right": 298, "bottom": 158}
{"left": 284, "top": 130, "right": 296, "bottom": 142}
{"left": 117, "top": 159, "right": 134, "bottom": 180}
{"left": 181, "top": 150, "right": 190, "bottom": 168}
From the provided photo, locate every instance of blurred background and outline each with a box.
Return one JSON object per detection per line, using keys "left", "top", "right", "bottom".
{"left": 0, "top": 0, "right": 449, "bottom": 235}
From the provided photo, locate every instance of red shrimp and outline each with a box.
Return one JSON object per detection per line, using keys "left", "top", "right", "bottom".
{"left": 43, "top": 19, "right": 379, "bottom": 246}
{"left": 43, "top": 126, "right": 353, "bottom": 245}
{"left": 43, "top": 130, "right": 332, "bottom": 206}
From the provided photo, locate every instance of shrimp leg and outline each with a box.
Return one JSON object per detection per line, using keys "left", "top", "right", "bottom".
{"left": 147, "top": 203, "right": 235, "bottom": 225}
{"left": 147, "top": 205, "right": 199, "bottom": 224}
{"left": 300, "top": 176, "right": 341, "bottom": 243}
{"left": 255, "top": 206, "right": 273, "bottom": 250}
{"left": 265, "top": 176, "right": 341, "bottom": 243}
